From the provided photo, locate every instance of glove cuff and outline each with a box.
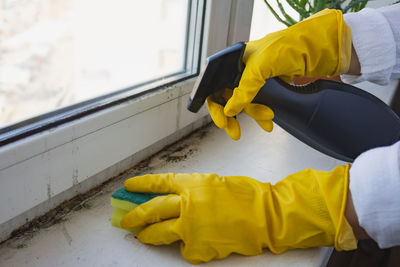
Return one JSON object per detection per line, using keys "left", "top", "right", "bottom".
{"left": 338, "top": 19, "right": 352, "bottom": 75}
{"left": 334, "top": 164, "right": 357, "bottom": 251}
{"left": 266, "top": 164, "right": 357, "bottom": 253}
{"left": 302, "top": 9, "right": 352, "bottom": 77}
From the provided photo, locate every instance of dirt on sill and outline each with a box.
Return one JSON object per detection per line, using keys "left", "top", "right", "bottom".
{"left": 4, "top": 123, "right": 211, "bottom": 245}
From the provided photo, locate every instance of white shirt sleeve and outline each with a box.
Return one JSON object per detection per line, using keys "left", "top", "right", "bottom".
{"left": 349, "top": 141, "right": 400, "bottom": 248}
{"left": 341, "top": 4, "right": 400, "bottom": 85}
{"left": 341, "top": 4, "right": 400, "bottom": 248}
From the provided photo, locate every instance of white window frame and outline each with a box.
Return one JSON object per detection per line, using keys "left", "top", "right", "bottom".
{"left": 0, "top": 0, "right": 254, "bottom": 242}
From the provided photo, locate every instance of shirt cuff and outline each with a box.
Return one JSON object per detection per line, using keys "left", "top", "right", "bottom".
{"left": 341, "top": 8, "right": 396, "bottom": 85}
{"left": 349, "top": 141, "right": 400, "bottom": 248}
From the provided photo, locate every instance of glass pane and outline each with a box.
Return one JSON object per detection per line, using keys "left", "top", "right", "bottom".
{"left": 0, "top": 0, "right": 188, "bottom": 127}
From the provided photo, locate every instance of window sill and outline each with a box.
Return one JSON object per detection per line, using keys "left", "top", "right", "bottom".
{"left": 0, "top": 77, "right": 209, "bottom": 242}
{"left": 0, "top": 115, "right": 335, "bottom": 266}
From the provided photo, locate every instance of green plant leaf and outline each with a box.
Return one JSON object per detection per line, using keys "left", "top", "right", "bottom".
{"left": 330, "top": 0, "right": 342, "bottom": 10}
{"left": 276, "top": 0, "right": 298, "bottom": 25}
{"left": 314, "top": 0, "right": 328, "bottom": 12}
{"left": 263, "top": 0, "right": 293, "bottom": 26}
{"left": 299, "top": 0, "right": 308, "bottom": 7}
{"left": 286, "top": 0, "right": 310, "bottom": 19}
{"left": 343, "top": 0, "right": 369, "bottom": 13}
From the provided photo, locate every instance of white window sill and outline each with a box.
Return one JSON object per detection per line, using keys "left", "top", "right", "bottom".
{"left": 0, "top": 115, "right": 338, "bottom": 266}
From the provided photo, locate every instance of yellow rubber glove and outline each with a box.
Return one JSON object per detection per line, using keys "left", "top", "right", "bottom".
{"left": 206, "top": 89, "right": 274, "bottom": 140}
{"left": 120, "top": 165, "right": 357, "bottom": 264}
{"left": 207, "top": 9, "right": 352, "bottom": 139}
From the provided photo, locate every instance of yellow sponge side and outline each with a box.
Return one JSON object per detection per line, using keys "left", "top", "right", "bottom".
{"left": 111, "top": 197, "right": 138, "bottom": 211}
{"left": 110, "top": 197, "right": 143, "bottom": 233}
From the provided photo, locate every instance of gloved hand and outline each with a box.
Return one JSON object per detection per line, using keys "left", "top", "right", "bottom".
{"left": 206, "top": 89, "right": 274, "bottom": 140}
{"left": 207, "top": 9, "right": 352, "bottom": 140}
{"left": 120, "top": 165, "right": 357, "bottom": 264}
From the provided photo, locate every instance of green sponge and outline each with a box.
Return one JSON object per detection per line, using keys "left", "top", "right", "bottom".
{"left": 110, "top": 188, "right": 162, "bottom": 233}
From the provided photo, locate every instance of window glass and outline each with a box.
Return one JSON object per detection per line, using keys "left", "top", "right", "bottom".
{"left": 0, "top": 0, "right": 189, "bottom": 127}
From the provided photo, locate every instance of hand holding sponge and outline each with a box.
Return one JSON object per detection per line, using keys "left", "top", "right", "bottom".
{"left": 115, "top": 166, "right": 357, "bottom": 264}
{"left": 110, "top": 187, "right": 162, "bottom": 233}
